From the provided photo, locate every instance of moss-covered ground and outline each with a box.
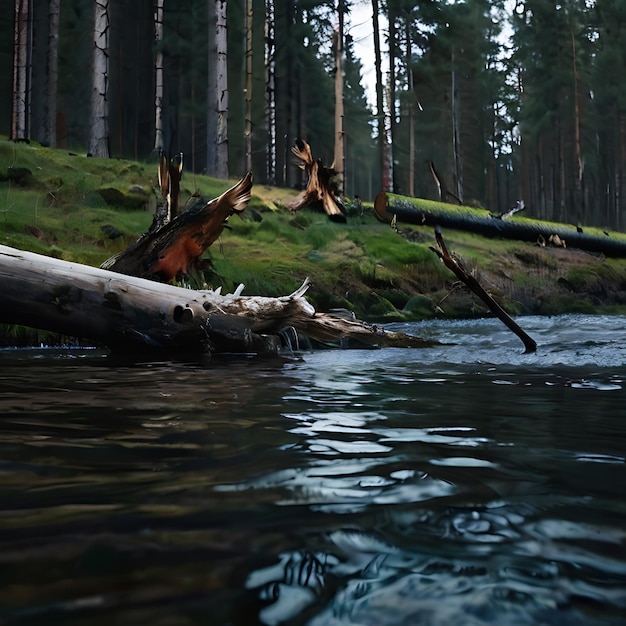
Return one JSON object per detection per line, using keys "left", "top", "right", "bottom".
{"left": 2, "top": 138, "right": 626, "bottom": 347}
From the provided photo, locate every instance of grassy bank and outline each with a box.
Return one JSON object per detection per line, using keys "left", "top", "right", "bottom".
{"left": 2, "top": 139, "right": 626, "bottom": 347}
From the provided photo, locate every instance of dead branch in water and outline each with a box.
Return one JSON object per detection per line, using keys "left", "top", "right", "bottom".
{"left": 429, "top": 228, "right": 537, "bottom": 353}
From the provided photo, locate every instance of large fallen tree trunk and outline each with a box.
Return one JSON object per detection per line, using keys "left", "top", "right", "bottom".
{"left": 375, "top": 191, "right": 626, "bottom": 258}
{"left": 0, "top": 245, "right": 435, "bottom": 354}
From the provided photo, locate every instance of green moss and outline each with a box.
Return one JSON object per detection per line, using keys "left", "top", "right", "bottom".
{"left": 536, "top": 293, "right": 598, "bottom": 316}
{"left": 564, "top": 266, "right": 600, "bottom": 291}
{"left": 403, "top": 294, "right": 436, "bottom": 317}
{"left": 2, "top": 140, "right": 626, "bottom": 326}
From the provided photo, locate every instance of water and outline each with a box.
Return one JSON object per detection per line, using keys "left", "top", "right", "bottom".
{"left": 0, "top": 314, "right": 625, "bottom": 625}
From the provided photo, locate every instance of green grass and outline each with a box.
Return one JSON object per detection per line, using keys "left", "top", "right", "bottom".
{"left": 3, "top": 138, "right": 626, "bottom": 326}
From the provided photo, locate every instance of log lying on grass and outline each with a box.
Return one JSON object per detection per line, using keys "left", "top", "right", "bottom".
{"left": 0, "top": 245, "right": 435, "bottom": 354}
{"left": 375, "top": 191, "right": 626, "bottom": 258}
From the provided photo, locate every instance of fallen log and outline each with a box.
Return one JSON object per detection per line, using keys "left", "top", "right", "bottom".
{"left": 0, "top": 245, "right": 435, "bottom": 354}
{"left": 375, "top": 191, "right": 626, "bottom": 258}
{"left": 288, "top": 140, "right": 346, "bottom": 222}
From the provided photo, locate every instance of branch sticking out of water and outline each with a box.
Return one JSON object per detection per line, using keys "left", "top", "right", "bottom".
{"left": 430, "top": 228, "right": 537, "bottom": 354}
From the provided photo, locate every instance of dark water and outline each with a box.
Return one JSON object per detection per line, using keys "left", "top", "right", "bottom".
{"left": 0, "top": 314, "right": 625, "bottom": 625}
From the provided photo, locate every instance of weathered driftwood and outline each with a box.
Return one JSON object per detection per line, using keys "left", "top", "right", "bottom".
{"left": 375, "top": 191, "right": 626, "bottom": 258}
{"left": 288, "top": 140, "right": 346, "bottom": 222}
{"left": 101, "top": 172, "right": 253, "bottom": 282}
{"left": 0, "top": 245, "right": 435, "bottom": 354}
{"left": 430, "top": 229, "right": 537, "bottom": 354}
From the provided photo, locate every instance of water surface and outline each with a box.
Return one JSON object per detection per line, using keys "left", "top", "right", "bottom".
{"left": 0, "top": 314, "right": 625, "bottom": 625}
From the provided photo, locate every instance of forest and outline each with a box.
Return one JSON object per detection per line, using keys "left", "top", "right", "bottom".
{"left": 2, "top": 0, "right": 626, "bottom": 230}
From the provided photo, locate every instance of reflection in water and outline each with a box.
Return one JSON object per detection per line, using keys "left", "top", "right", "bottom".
{"left": 0, "top": 315, "right": 625, "bottom": 624}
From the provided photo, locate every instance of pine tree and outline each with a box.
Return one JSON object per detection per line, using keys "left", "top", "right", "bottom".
{"left": 89, "top": 0, "right": 110, "bottom": 158}
{"left": 11, "top": 0, "right": 32, "bottom": 141}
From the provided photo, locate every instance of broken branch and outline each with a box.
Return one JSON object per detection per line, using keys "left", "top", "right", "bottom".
{"left": 429, "top": 228, "right": 537, "bottom": 353}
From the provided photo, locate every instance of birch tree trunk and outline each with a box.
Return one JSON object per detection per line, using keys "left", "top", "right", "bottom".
{"left": 388, "top": 6, "right": 396, "bottom": 191}
{"left": 406, "top": 17, "right": 414, "bottom": 197}
{"left": 153, "top": 0, "right": 165, "bottom": 152}
{"left": 265, "top": 0, "right": 276, "bottom": 185}
{"left": 215, "top": 0, "right": 229, "bottom": 179}
{"left": 333, "top": 0, "right": 345, "bottom": 193}
{"left": 43, "top": 0, "right": 59, "bottom": 147}
{"left": 244, "top": 0, "right": 253, "bottom": 174}
{"left": 89, "top": 0, "right": 110, "bottom": 158}
{"left": 11, "top": 0, "right": 31, "bottom": 142}
{"left": 207, "top": 0, "right": 229, "bottom": 179}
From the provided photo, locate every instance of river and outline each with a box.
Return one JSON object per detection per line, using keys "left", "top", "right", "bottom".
{"left": 0, "top": 314, "right": 625, "bottom": 625}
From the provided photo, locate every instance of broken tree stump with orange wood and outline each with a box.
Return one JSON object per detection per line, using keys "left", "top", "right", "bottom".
{"left": 287, "top": 140, "right": 346, "bottom": 222}
{"left": 101, "top": 172, "right": 253, "bottom": 282}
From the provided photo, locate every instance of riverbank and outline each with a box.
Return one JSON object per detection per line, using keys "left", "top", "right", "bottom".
{"left": 2, "top": 139, "right": 626, "bottom": 346}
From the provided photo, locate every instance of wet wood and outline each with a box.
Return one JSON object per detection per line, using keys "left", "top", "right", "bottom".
{"left": 430, "top": 229, "right": 537, "bottom": 354}
{"left": 0, "top": 246, "right": 434, "bottom": 354}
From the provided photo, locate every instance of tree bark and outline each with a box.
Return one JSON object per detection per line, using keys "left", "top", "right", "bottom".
{"left": 215, "top": 0, "right": 229, "bottom": 179}
{"left": 244, "top": 0, "right": 253, "bottom": 174}
{"left": 333, "top": 0, "right": 345, "bottom": 193}
{"left": 0, "top": 246, "right": 435, "bottom": 355}
{"left": 264, "top": 0, "right": 276, "bottom": 185}
{"left": 430, "top": 229, "right": 537, "bottom": 354}
{"left": 371, "top": 0, "right": 387, "bottom": 192}
{"left": 153, "top": 0, "right": 165, "bottom": 152}
{"left": 406, "top": 16, "right": 414, "bottom": 198}
{"left": 43, "top": 0, "right": 60, "bottom": 148}
{"left": 101, "top": 172, "right": 252, "bottom": 282}
{"left": 89, "top": 0, "right": 110, "bottom": 158}
{"left": 288, "top": 140, "right": 345, "bottom": 221}
{"left": 375, "top": 191, "right": 626, "bottom": 257}
{"left": 11, "top": 0, "right": 31, "bottom": 142}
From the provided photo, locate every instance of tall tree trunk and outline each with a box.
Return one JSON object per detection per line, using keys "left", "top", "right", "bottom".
{"left": 153, "top": 0, "right": 164, "bottom": 152}
{"left": 570, "top": 30, "right": 584, "bottom": 222}
{"left": 405, "top": 17, "right": 414, "bottom": 197}
{"left": 264, "top": 0, "right": 276, "bottom": 185}
{"left": 43, "top": 0, "right": 59, "bottom": 147}
{"left": 244, "top": 0, "right": 253, "bottom": 174}
{"left": 215, "top": 0, "right": 229, "bottom": 179}
{"left": 11, "top": 0, "right": 31, "bottom": 142}
{"left": 451, "top": 46, "right": 462, "bottom": 202}
{"left": 207, "top": 0, "right": 217, "bottom": 175}
{"left": 388, "top": 5, "right": 396, "bottom": 192}
{"left": 371, "top": 0, "right": 387, "bottom": 191}
{"left": 333, "top": 0, "right": 345, "bottom": 193}
{"left": 206, "top": 0, "right": 229, "bottom": 179}
{"left": 89, "top": 0, "right": 110, "bottom": 158}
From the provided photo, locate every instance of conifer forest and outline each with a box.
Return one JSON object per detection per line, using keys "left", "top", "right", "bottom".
{"left": 3, "top": 1, "right": 626, "bottom": 229}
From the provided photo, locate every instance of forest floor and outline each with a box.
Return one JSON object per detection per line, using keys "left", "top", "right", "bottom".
{"left": 2, "top": 139, "right": 626, "bottom": 347}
